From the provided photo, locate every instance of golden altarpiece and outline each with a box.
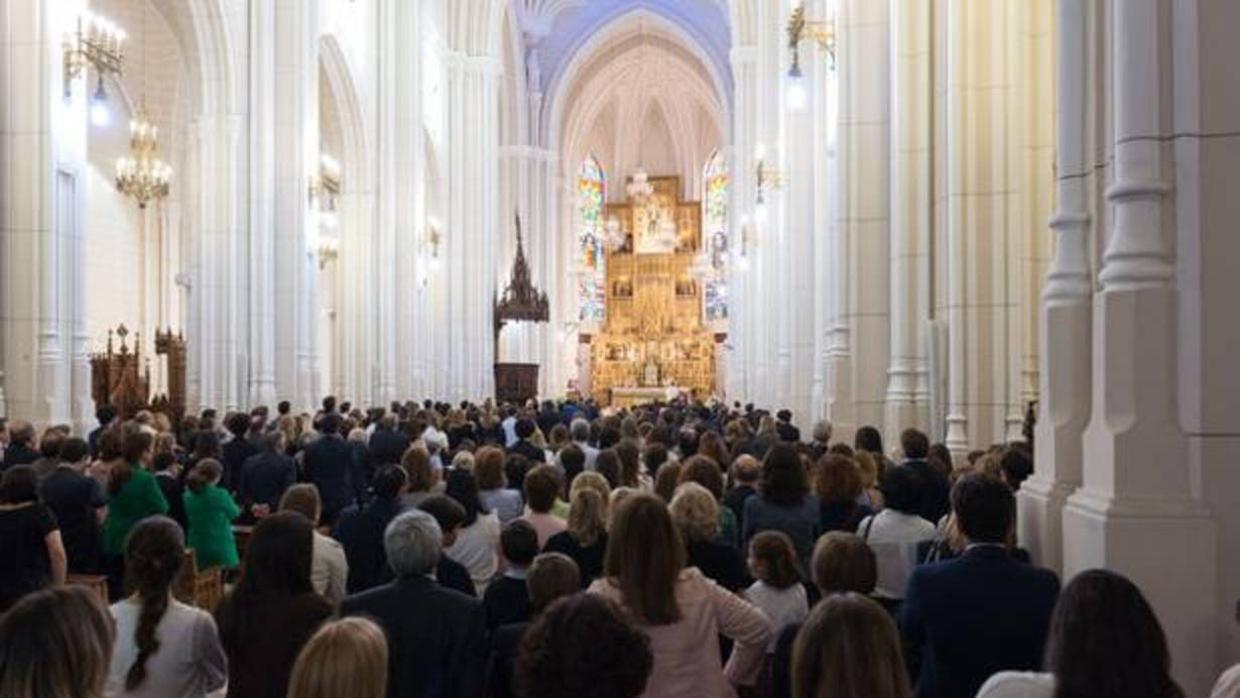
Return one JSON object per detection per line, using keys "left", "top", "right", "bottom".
{"left": 588, "top": 176, "right": 716, "bottom": 405}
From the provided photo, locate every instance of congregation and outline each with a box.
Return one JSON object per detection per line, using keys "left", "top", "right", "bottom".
{"left": 0, "top": 397, "right": 1233, "bottom": 698}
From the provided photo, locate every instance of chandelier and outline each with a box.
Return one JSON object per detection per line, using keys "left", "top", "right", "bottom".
{"left": 115, "top": 104, "right": 171, "bottom": 208}
{"left": 626, "top": 169, "right": 654, "bottom": 202}
{"left": 114, "top": 6, "right": 170, "bottom": 209}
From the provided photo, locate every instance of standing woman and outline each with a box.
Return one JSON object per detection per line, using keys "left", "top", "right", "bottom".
{"left": 743, "top": 443, "right": 820, "bottom": 574}
{"left": 791, "top": 593, "right": 910, "bottom": 698}
{"left": 102, "top": 432, "right": 168, "bottom": 599}
{"left": 287, "top": 617, "right": 389, "bottom": 698}
{"left": 0, "top": 465, "right": 67, "bottom": 612}
{"left": 0, "top": 585, "right": 115, "bottom": 698}
{"left": 977, "top": 569, "right": 1183, "bottom": 698}
{"left": 107, "top": 516, "right": 227, "bottom": 697}
{"left": 182, "top": 459, "right": 242, "bottom": 570}
{"left": 589, "top": 493, "right": 772, "bottom": 698}
{"left": 443, "top": 468, "right": 501, "bottom": 594}
{"left": 214, "top": 511, "right": 334, "bottom": 698}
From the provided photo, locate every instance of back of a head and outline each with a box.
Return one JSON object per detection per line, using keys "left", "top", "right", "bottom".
{"left": 59, "top": 437, "right": 90, "bottom": 465}
{"left": 678, "top": 455, "right": 724, "bottom": 499}
{"left": 287, "top": 617, "right": 389, "bottom": 698}
{"left": 570, "top": 418, "right": 591, "bottom": 443}
{"left": 950, "top": 473, "right": 1014, "bottom": 544}
{"left": 814, "top": 454, "right": 863, "bottom": 505}
{"left": 900, "top": 428, "right": 930, "bottom": 460}
{"left": 501, "top": 519, "right": 540, "bottom": 568}
{"left": 559, "top": 443, "right": 586, "bottom": 472}
{"left": 186, "top": 458, "right": 223, "bottom": 494}
{"left": 761, "top": 443, "right": 808, "bottom": 506}
{"left": 384, "top": 509, "right": 443, "bottom": 578}
{"left": 567, "top": 487, "right": 607, "bottom": 547}
{"left": 226, "top": 412, "right": 250, "bottom": 438}
{"left": 669, "top": 481, "right": 719, "bottom": 543}
{"left": 280, "top": 483, "right": 323, "bottom": 525}
{"left": 524, "top": 464, "right": 561, "bottom": 514}
{"left": 792, "top": 593, "right": 910, "bottom": 698}
{"left": 811, "top": 531, "right": 877, "bottom": 596}
{"left": 0, "top": 586, "right": 115, "bottom": 698}
{"left": 516, "top": 593, "right": 653, "bottom": 698}
{"left": 418, "top": 495, "right": 466, "bottom": 537}
{"left": 854, "top": 425, "right": 885, "bottom": 455}
{"left": 527, "top": 552, "right": 582, "bottom": 612}
{"left": 880, "top": 465, "right": 924, "bottom": 515}
{"left": 595, "top": 449, "right": 622, "bottom": 489}
{"left": 604, "top": 493, "right": 684, "bottom": 625}
{"left": 235, "top": 511, "right": 315, "bottom": 600}
{"left": 0, "top": 466, "right": 38, "bottom": 505}
{"left": 1046, "top": 569, "right": 1183, "bottom": 698}
{"left": 370, "top": 465, "right": 407, "bottom": 501}
{"left": 39, "top": 429, "right": 64, "bottom": 459}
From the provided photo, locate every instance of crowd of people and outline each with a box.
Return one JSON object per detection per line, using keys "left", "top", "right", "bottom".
{"left": 0, "top": 396, "right": 1232, "bottom": 698}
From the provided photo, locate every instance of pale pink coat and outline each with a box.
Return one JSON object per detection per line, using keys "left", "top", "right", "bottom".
{"left": 589, "top": 567, "right": 773, "bottom": 698}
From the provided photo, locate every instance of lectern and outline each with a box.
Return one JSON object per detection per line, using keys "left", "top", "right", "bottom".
{"left": 494, "top": 214, "right": 550, "bottom": 404}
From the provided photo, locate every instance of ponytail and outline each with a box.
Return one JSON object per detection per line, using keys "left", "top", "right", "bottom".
{"left": 122, "top": 517, "right": 185, "bottom": 691}
{"left": 186, "top": 459, "right": 223, "bottom": 494}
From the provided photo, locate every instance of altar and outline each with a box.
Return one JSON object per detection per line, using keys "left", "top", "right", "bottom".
{"left": 584, "top": 174, "right": 718, "bottom": 405}
{"left": 611, "top": 386, "right": 682, "bottom": 409}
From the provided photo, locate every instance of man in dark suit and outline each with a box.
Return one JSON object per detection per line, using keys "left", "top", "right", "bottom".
{"left": 40, "top": 437, "right": 106, "bottom": 573}
{"left": 334, "top": 465, "right": 407, "bottom": 594}
{"left": 367, "top": 414, "right": 410, "bottom": 471}
{"left": 1, "top": 421, "right": 39, "bottom": 471}
{"left": 342, "top": 509, "right": 487, "bottom": 698}
{"left": 900, "top": 428, "right": 951, "bottom": 524}
{"left": 775, "top": 409, "right": 801, "bottom": 443}
{"left": 506, "top": 419, "right": 546, "bottom": 464}
{"left": 239, "top": 432, "right": 297, "bottom": 518}
{"left": 900, "top": 473, "right": 1060, "bottom": 698}
{"left": 221, "top": 412, "right": 259, "bottom": 493}
{"left": 301, "top": 413, "right": 356, "bottom": 526}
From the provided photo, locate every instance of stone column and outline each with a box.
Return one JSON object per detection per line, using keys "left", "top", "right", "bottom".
{"left": 246, "top": 0, "right": 278, "bottom": 408}
{"left": 1062, "top": 0, "right": 1217, "bottom": 692}
{"left": 885, "top": 0, "right": 932, "bottom": 437}
{"left": 1017, "top": 0, "right": 1093, "bottom": 572}
{"left": 445, "top": 54, "right": 501, "bottom": 400}
{"left": 0, "top": 0, "right": 84, "bottom": 424}
{"left": 269, "top": 0, "right": 320, "bottom": 409}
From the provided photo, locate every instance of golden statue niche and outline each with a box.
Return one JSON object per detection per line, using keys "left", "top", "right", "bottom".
{"left": 590, "top": 175, "right": 716, "bottom": 406}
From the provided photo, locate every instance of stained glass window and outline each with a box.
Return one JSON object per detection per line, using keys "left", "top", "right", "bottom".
{"left": 703, "top": 150, "right": 729, "bottom": 321}
{"left": 578, "top": 156, "right": 606, "bottom": 323}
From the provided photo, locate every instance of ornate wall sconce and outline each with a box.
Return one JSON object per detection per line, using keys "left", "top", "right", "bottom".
{"left": 63, "top": 10, "right": 126, "bottom": 125}
{"left": 754, "top": 144, "right": 784, "bottom": 210}
{"left": 310, "top": 153, "right": 342, "bottom": 226}
{"left": 786, "top": 2, "right": 837, "bottom": 109}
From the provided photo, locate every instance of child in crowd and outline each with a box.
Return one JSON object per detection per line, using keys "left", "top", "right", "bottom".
{"left": 744, "top": 531, "right": 809, "bottom": 656}
{"left": 482, "top": 520, "right": 539, "bottom": 631}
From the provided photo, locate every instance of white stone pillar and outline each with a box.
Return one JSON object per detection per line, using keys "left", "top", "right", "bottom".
{"left": 1063, "top": 0, "right": 1217, "bottom": 692}
{"left": 885, "top": 0, "right": 932, "bottom": 437}
{"left": 445, "top": 54, "right": 501, "bottom": 401}
{"left": 0, "top": 0, "right": 85, "bottom": 425}
{"left": 246, "top": 0, "right": 278, "bottom": 408}
{"left": 1017, "top": 0, "right": 1093, "bottom": 572}
{"left": 269, "top": 0, "right": 320, "bottom": 409}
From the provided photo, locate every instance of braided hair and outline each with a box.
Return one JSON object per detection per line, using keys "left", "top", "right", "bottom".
{"left": 122, "top": 516, "right": 185, "bottom": 691}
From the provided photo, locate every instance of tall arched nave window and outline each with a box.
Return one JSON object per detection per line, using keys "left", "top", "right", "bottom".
{"left": 577, "top": 155, "right": 607, "bottom": 324}
{"left": 702, "top": 149, "right": 729, "bottom": 323}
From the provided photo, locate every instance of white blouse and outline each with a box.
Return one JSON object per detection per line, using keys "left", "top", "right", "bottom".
{"left": 106, "top": 597, "right": 227, "bottom": 698}
{"left": 445, "top": 511, "right": 502, "bottom": 594}
{"left": 976, "top": 671, "right": 1055, "bottom": 698}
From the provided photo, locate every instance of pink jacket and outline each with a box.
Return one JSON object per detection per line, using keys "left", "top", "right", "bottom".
{"left": 589, "top": 567, "right": 772, "bottom": 698}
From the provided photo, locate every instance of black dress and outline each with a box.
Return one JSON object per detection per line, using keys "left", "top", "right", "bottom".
{"left": 0, "top": 502, "right": 58, "bottom": 612}
{"left": 543, "top": 530, "right": 607, "bottom": 587}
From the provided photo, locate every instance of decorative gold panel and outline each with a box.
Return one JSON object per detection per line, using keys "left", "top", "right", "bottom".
{"left": 590, "top": 176, "right": 715, "bottom": 404}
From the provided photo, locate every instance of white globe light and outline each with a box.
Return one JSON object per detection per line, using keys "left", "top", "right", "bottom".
{"left": 90, "top": 99, "right": 110, "bottom": 127}
{"left": 786, "top": 81, "right": 808, "bottom": 111}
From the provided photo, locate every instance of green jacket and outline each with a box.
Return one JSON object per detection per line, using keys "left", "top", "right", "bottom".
{"left": 183, "top": 484, "right": 242, "bottom": 569}
{"left": 102, "top": 467, "right": 169, "bottom": 555}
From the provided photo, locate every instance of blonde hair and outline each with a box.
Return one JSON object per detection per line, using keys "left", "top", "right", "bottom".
{"left": 0, "top": 586, "right": 115, "bottom": 698}
{"left": 570, "top": 471, "right": 610, "bottom": 502}
{"left": 567, "top": 487, "right": 608, "bottom": 547}
{"left": 287, "top": 617, "right": 389, "bottom": 698}
{"left": 669, "top": 482, "right": 719, "bottom": 543}
{"left": 608, "top": 486, "right": 640, "bottom": 530}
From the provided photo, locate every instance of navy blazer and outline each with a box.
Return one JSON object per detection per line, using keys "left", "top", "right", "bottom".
{"left": 342, "top": 575, "right": 487, "bottom": 698}
{"left": 900, "top": 545, "right": 1060, "bottom": 698}
{"left": 302, "top": 435, "right": 356, "bottom": 521}
{"left": 239, "top": 450, "right": 296, "bottom": 511}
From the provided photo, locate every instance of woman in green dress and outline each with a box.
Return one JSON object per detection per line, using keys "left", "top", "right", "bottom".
{"left": 102, "top": 431, "right": 169, "bottom": 598}
{"left": 183, "top": 459, "right": 242, "bottom": 570}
